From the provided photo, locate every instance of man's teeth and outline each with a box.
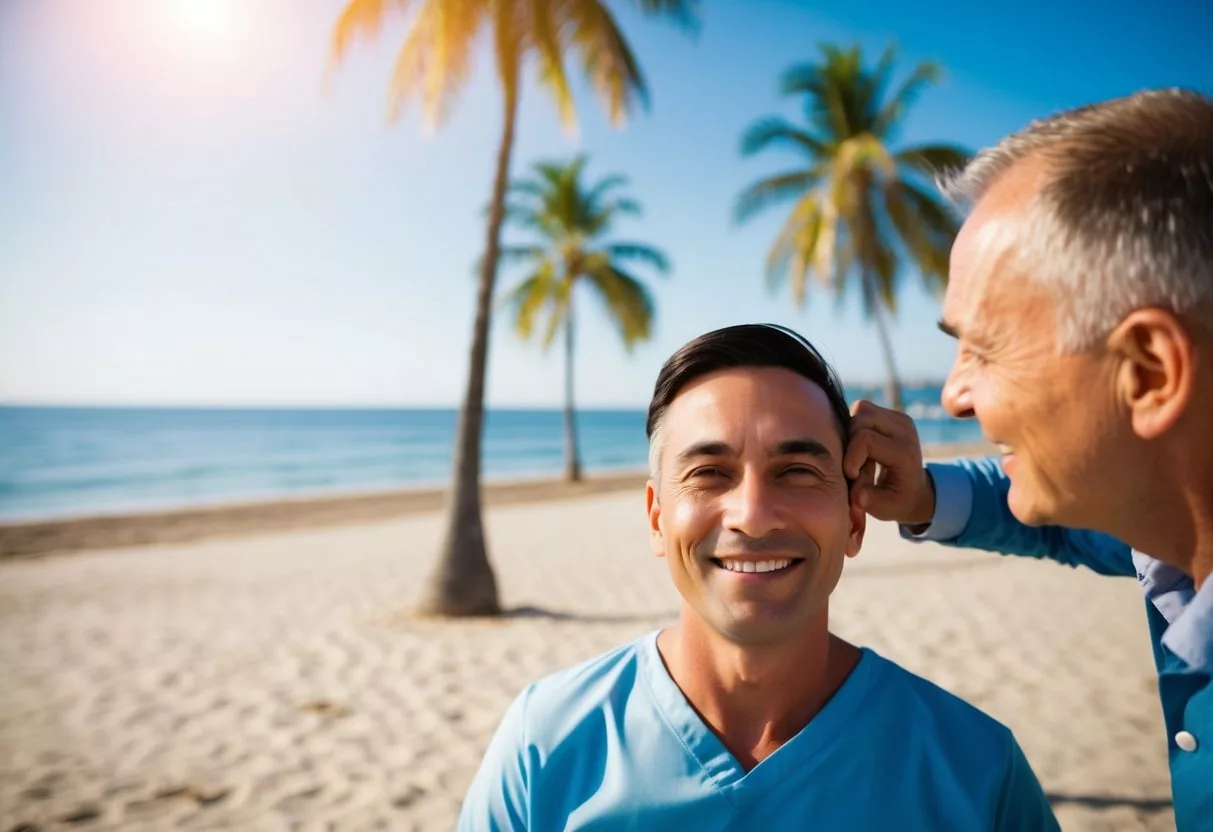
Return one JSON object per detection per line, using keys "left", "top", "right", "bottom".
{"left": 997, "top": 443, "right": 1014, "bottom": 454}
{"left": 720, "top": 559, "right": 793, "bottom": 574}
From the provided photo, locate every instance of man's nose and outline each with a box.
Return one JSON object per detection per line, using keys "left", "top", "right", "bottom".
{"left": 941, "top": 363, "right": 975, "bottom": 420}
{"left": 722, "top": 471, "right": 785, "bottom": 538}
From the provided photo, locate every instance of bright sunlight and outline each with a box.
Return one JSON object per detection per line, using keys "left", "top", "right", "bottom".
{"left": 170, "top": 0, "right": 240, "bottom": 46}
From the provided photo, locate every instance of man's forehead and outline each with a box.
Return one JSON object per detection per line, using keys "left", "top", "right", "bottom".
{"left": 945, "top": 216, "right": 1015, "bottom": 327}
{"left": 944, "top": 163, "right": 1047, "bottom": 334}
{"left": 662, "top": 367, "right": 843, "bottom": 454}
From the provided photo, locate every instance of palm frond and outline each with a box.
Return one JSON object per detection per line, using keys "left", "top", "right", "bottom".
{"left": 491, "top": 0, "right": 523, "bottom": 102}
{"left": 564, "top": 0, "right": 648, "bottom": 126}
{"left": 779, "top": 50, "right": 829, "bottom": 97}
{"left": 734, "top": 169, "right": 821, "bottom": 224}
{"left": 386, "top": 0, "right": 484, "bottom": 128}
{"left": 873, "top": 61, "right": 941, "bottom": 139}
{"left": 897, "top": 178, "right": 963, "bottom": 240}
{"left": 530, "top": 0, "right": 576, "bottom": 130}
{"left": 852, "top": 193, "right": 899, "bottom": 312}
{"left": 331, "top": 0, "right": 402, "bottom": 64}
{"left": 538, "top": 278, "right": 572, "bottom": 350}
{"left": 781, "top": 45, "right": 864, "bottom": 140}
{"left": 739, "top": 116, "right": 831, "bottom": 158}
{"left": 500, "top": 205, "right": 547, "bottom": 230}
{"left": 887, "top": 179, "right": 961, "bottom": 291}
{"left": 865, "top": 44, "right": 898, "bottom": 121}
{"left": 603, "top": 242, "right": 670, "bottom": 273}
{"left": 833, "top": 133, "right": 896, "bottom": 180}
{"left": 506, "top": 177, "right": 549, "bottom": 199}
{"left": 764, "top": 194, "right": 823, "bottom": 305}
{"left": 893, "top": 143, "right": 971, "bottom": 182}
{"left": 631, "top": 0, "right": 701, "bottom": 34}
{"left": 605, "top": 197, "right": 642, "bottom": 217}
{"left": 585, "top": 173, "right": 629, "bottom": 207}
{"left": 883, "top": 183, "right": 937, "bottom": 281}
{"left": 535, "top": 159, "right": 574, "bottom": 187}
{"left": 583, "top": 264, "right": 656, "bottom": 350}
{"left": 809, "top": 170, "right": 849, "bottom": 288}
{"left": 498, "top": 244, "right": 548, "bottom": 266}
{"left": 501, "top": 263, "right": 558, "bottom": 341}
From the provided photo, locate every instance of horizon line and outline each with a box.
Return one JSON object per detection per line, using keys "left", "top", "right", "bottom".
{"left": 0, "top": 381, "right": 950, "bottom": 411}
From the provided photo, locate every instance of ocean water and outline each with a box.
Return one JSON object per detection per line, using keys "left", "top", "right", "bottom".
{"left": 0, "top": 386, "right": 982, "bottom": 521}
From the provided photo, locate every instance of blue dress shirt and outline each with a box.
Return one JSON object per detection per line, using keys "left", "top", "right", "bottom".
{"left": 903, "top": 457, "right": 1213, "bottom": 830}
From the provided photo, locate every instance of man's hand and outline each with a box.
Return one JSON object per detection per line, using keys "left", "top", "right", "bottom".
{"left": 845, "top": 400, "right": 936, "bottom": 527}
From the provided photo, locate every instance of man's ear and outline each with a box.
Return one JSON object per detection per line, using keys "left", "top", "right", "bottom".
{"left": 845, "top": 488, "right": 867, "bottom": 558}
{"left": 646, "top": 480, "right": 665, "bottom": 558}
{"left": 1108, "top": 308, "right": 1194, "bottom": 440}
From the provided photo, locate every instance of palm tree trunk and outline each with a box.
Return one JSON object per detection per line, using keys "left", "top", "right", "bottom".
{"left": 415, "top": 72, "right": 521, "bottom": 617}
{"left": 563, "top": 303, "right": 582, "bottom": 482}
{"left": 863, "top": 271, "right": 905, "bottom": 412}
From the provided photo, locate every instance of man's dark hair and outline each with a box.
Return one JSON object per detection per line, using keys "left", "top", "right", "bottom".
{"left": 645, "top": 324, "right": 851, "bottom": 446}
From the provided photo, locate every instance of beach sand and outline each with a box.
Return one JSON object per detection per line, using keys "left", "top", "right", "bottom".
{"left": 0, "top": 458, "right": 1173, "bottom": 831}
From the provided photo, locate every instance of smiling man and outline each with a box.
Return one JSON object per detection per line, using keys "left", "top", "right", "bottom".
{"left": 457, "top": 324, "right": 1058, "bottom": 831}
{"left": 844, "top": 89, "right": 1213, "bottom": 831}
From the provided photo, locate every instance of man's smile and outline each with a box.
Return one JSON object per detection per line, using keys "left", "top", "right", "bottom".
{"left": 710, "top": 557, "right": 805, "bottom": 577}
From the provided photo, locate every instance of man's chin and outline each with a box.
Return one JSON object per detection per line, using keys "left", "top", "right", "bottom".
{"left": 704, "top": 600, "right": 824, "bottom": 645}
{"left": 1007, "top": 479, "right": 1056, "bottom": 527}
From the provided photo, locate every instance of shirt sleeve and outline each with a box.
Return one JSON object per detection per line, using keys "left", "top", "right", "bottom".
{"left": 994, "top": 736, "right": 1061, "bottom": 832}
{"left": 899, "top": 457, "right": 1136, "bottom": 578}
{"left": 898, "top": 461, "right": 975, "bottom": 541}
{"left": 456, "top": 686, "right": 534, "bottom": 832}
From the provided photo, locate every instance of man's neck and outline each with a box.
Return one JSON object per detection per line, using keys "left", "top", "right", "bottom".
{"left": 656, "top": 610, "right": 861, "bottom": 771}
{"left": 1113, "top": 448, "right": 1213, "bottom": 591}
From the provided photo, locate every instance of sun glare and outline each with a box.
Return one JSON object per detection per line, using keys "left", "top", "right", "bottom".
{"left": 172, "top": 0, "right": 238, "bottom": 45}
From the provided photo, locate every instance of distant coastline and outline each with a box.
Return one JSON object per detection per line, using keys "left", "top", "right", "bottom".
{"left": 0, "top": 440, "right": 995, "bottom": 559}
{"left": 0, "top": 399, "right": 982, "bottom": 524}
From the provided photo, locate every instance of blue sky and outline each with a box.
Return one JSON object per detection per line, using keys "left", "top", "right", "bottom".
{"left": 2, "top": 0, "right": 1210, "bottom": 408}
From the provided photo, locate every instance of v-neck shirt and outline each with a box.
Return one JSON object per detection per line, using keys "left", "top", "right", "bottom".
{"left": 457, "top": 630, "right": 1059, "bottom": 830}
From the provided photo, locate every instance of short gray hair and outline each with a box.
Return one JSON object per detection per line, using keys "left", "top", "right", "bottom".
{"left": 648, "top": 419, "right": 664, "bottom": 483}
{"left": 940, "top": 87, "right": 1213, "bottom": 350}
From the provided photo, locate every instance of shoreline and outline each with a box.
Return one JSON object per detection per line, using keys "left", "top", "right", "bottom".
{"left": 0, "top": 441, "right": 995, "bottom": 559}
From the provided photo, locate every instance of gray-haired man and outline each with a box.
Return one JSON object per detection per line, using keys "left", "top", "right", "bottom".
{"left": 847, "top": 88, "right": 1213, "bottom": 829}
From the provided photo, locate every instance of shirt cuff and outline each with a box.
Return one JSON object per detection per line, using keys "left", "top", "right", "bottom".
{"left": 898, "top": 462, "right": 974, "bottom": 542}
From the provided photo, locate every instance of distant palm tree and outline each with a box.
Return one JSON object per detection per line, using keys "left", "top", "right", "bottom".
{"left": 330, "top": 1, "right": 698, "bottom": 617}
{"left": 499, "top": 156, "right": 668, "bottom": 482}
{"left": 735, "top": 43, "right": 970, "bottom": 411}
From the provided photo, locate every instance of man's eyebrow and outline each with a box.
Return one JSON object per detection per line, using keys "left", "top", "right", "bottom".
{"left": 674, "top": 441, "right": 733, "bottom": 467}
{"left": 773, "top": 439, "right": 834, "bottom": 460}
{"left": 674, "top": 438, "right": 835, "bottom": 466}
{"left": 937, "top": 319, "right": 960, "bottom": 339}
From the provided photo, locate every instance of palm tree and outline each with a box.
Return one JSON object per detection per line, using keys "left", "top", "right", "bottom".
{"left": 499, "top": 156, "right": 668, "bottom": 482}
{"left": 330, "top": 1, "right": 698, "bottom": 617}
{"left": 735, "top": 43, "right": 970, "bottom": 411}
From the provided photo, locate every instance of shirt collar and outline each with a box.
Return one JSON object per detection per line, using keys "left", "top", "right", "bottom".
{"left": 1137, "top": 551, "right": 1213, "bottom": 674}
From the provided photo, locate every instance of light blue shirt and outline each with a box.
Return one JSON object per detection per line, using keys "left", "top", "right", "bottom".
{"left": 458, "top": 630, "right": 1059, "bottom": 830}
{"left": 905, "top": 457, "right": 1213, "bottom": 829}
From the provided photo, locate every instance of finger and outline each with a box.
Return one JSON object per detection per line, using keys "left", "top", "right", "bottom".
{"left": 843, "top": 431, "right": 873, "bottom": 479}
{"left": 849, "top": 405, "right": 914, "bottom": 442}
{"left": 844, "top": 428, "right": 905, "bottom": 479}
{"left": 848, "top": 457, "right": 876, "bottom": 492}
{"left": 851, "top": 459, "right": 877, "bottom": 510}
